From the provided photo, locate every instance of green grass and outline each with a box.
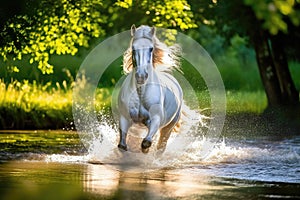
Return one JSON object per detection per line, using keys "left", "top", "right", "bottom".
{"left": 226, "top": 90, "right": 267, "bottom": 114}
{"left": 194, "top": 90, "right": 267, "bottom": 115}
{"left": 0, "top": 79, "right": 113, "bottom": 129}
{"left": 0, "top": 78, "right": 268, "bottom": 129}
{"left": 0, "top": 79, "right": 72, "bottom": 129}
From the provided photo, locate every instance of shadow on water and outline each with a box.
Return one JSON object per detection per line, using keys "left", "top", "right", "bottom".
{"left": 0, "top": 130, "right": 300, "bottom": 199}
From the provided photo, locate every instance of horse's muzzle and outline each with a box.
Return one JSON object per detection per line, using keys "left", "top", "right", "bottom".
{"left": 135, "top": 72, "right": 148, "bottom": 84}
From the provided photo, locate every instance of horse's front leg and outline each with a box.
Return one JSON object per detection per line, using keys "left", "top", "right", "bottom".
{"left": 118, "top": 115, "right": 131, "bottom": 151}
{"left": 141, "top": 115, "right": 160, "bottom": 153}
{"left": 141, "top": 105, "right": 163, "bottom": 153}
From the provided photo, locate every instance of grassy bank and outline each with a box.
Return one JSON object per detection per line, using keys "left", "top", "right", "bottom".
{"left": 0, "top": 79, "right": 114, "bottom": 129}
{"left": 0, "top": 79, "right": 268, "bottom": 130}
{"left": 226, "top": 90, "right": 267, "bottom": 114}
{"left": 0, "top": 80, "right": 73, "bottom": 129}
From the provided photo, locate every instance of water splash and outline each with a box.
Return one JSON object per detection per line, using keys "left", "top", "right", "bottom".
{"left": 41, "top": 132, "right": 300, "bottom": 174}
{"left": 69, "top": 104, "right": 300, "bottom": 173}
{"left": 71, "top": 102, "right": 218, "bottom": 170}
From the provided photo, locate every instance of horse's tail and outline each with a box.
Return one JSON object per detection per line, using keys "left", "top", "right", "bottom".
{"left": 173, "top": 117, "right": 181, "bottom": 134}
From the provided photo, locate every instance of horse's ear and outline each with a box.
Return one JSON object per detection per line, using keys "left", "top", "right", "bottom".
{"left": 151, "top": 26, "right": 156, "bottom": 36}
{"left": 131, "top": 24, "right": 136, "bottom": 36}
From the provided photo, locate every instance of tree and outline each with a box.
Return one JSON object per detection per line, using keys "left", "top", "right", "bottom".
{"left": 190, "top": 0, "right": 300, "bottom": 108}
{"left": 114, "top": 0, "right": 196, "bottom": 30}
{"left": 0, "top": 0, "right": 106, "bottom": 74}
{"left": 0, "top": 0, "right": 195, "bottom": 75}
{"left": 245, "top": 0, "right": 300, "bottom": 107}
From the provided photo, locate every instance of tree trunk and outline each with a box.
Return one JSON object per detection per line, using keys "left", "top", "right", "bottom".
{"left": 270, "top": 34, "right": 299, "bottom": 105}
{"left": 252, "top": 30, "right": 283, "bottom": 107}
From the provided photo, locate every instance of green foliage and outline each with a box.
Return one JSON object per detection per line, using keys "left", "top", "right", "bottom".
{"left": 244, "top": 0, "right": 300, "bottom": 34}
{"left": 0, "top": 0, "right": 196, "bottom": 75}
{"left": 115, "top": 0, "right": 196, "bottom": 30}
{"left": 190, "top": 0, "right": 300, "bottom": 41}
{"left": 0, "top": 0, "right": 106, "bottom": 74}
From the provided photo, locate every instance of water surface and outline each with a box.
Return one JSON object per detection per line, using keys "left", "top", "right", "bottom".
{"left": 0, "top": 130, "right": 300, "bottom": 199}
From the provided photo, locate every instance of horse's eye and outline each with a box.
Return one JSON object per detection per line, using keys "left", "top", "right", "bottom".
{"left": 132, "top": 52, "right": 136, "bottom": 67}
{"left": 149, "top": 47, "right": 153, "bottom": 52}
{"left": 132, "top": 50, "right": 136, "bottom": 59}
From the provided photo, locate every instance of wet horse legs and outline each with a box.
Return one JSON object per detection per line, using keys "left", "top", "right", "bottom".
{"left": 118, "top": 115, "right": 131, "bottom": 151}
{"left": 157, "top": 110, "right": 181, "bottom": 153}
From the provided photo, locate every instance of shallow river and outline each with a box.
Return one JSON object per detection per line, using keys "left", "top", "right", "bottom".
{"left": 0, "top": 130, "right": 299, "bottom": 200}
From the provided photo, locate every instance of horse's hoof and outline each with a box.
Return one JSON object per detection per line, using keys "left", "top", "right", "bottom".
{"left": 141, "top": 139, "right": 152, "bottom": 153}
{"left": 142, "top": 148, "right": 149, "bottom": 154}
{"left": 118, "top": 144, "right": 128, "bottom": 152}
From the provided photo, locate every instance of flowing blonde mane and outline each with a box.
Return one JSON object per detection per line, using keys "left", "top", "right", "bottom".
{"left": 123, "top": 25, "right": 182, "bottom": 74}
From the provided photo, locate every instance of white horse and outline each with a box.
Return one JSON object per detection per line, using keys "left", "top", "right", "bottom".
{"left": 117, "top": 25, "right": 183, "bottom": 153}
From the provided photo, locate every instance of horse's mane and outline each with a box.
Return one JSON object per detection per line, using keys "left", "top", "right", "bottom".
{"left": 123, "top": 25, "right": 182, "bottom": 74}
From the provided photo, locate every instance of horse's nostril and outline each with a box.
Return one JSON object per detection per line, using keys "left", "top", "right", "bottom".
{"left": 135, "top": 73, "right": 141, "bottom": 79}
{"left": 135, "top": 72, "right": 148, "bottom": 80}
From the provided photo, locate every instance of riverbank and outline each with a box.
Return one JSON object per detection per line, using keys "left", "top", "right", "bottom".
{"left": 1, "top": 79, "right": 299, "bottom": 133}
{"left": 0, "top": 80, "right": 111, "bottom": 130}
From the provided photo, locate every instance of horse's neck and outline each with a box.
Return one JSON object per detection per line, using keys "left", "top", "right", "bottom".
{"left": 132, "top": 69, "right": 158, "bottom": 98}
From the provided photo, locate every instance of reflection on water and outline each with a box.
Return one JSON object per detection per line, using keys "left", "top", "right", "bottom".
{"left": 84, "top": 164, "right": 227, "bottom": 199}
{"left": 1, "top": 160, "right": 300, "bottom": 200}
{"left": 0, "top": 130, "right": 300, "bottom": 199}
{"left": 84, "top": 164, "right": 119, "bottom": 195}
{"left": 0, "top": 161, "right": 240, "bottom": 200}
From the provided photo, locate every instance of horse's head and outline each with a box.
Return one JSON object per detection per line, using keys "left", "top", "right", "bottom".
{"left": 131, "top": 25, "right": 155, "bottom": 85}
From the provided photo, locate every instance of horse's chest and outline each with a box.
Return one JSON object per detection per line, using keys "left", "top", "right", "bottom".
{"left": 128, "top": 93, "right": 150, "bottom": 123}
